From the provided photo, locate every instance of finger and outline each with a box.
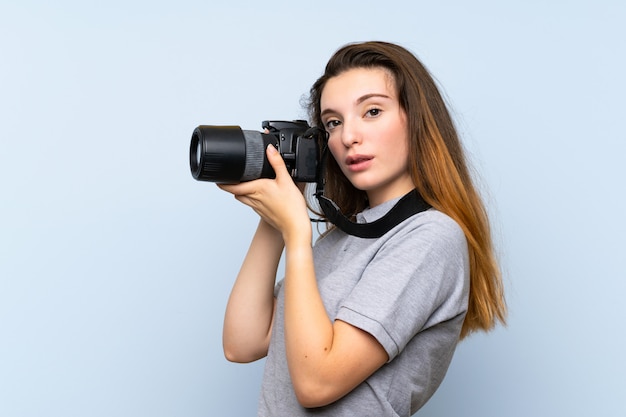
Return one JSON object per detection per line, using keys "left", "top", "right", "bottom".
{"left": 218, "top": 181, "right": 257, "bottom": 196}
{"left": 266, "top": 144, "right": 290, "bottom": 181}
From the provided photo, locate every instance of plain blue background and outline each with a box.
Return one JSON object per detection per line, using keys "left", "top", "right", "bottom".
{"left": 1, "top": 1, "right": 625, "bottom": 416}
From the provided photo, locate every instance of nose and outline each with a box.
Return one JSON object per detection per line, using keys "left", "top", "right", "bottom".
{"left": 340, "top": 119, "right": 361, "bottom": 148}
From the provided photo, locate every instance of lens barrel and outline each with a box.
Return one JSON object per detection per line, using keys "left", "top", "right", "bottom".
{"left": 189, "top": 126, "right": 275, "bottom": 183}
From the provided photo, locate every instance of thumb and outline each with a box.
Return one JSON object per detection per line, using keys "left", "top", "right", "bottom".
{"left": 266, "top": 144, "right": 290, "bottom": 179}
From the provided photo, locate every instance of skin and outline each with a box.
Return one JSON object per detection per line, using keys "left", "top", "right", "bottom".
{"left": 321, "top": 67, "right": 415, "bottom": 207}
{"left": 220, "top": 67, "right": 414, "bottom": 408}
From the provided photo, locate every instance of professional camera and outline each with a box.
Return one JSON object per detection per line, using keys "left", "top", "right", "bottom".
{"left": 189, "top": 120, "right": 324, "bottom": 183}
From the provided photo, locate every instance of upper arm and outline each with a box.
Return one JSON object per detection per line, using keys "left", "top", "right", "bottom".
{"left": 294, "top": 214, "right": 468, "bottom": 407}
{"left": 337, "top": 216, "right": 469, "bottom": 358}
{"left": 222, "top": 220, "right": 283, "bottom": 363}
{"left": 223, "top": 296, "right": 277, "bottom": 363}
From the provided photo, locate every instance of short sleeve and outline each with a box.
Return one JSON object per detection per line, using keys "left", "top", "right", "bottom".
{"left": 335, "top": 214, "right": 469, "bottom": 360}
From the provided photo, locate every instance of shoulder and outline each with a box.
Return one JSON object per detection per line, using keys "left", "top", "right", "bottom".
{"left": 313, "top": 208, "right": 468, "bottom": 266}
{"left": 386, "top": 208, "right": 467, "bottom": 253}
{"left": 374, "top": 209, "right": 470, "bottom": 294}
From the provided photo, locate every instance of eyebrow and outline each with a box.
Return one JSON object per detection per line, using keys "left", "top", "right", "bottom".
{"left": 321, "top": 93, "right": 392, "bottom": 118}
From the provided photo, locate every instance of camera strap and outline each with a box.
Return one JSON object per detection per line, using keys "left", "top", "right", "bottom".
{"left": 315, "top": 189, "right": 430, "bottom": 238}
{"left": 312, "top": 141, "right": 431, "bottom": 238}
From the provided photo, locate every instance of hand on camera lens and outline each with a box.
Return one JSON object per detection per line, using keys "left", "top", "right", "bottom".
{"left": 217, "top": 144, "right": 309, "bottom": 238}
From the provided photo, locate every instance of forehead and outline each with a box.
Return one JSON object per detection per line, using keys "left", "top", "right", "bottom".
{"left": 321, "top": 67, "right": 397, "bottom": 106}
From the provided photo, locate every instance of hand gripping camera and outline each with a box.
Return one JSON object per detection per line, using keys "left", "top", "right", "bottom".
{"left": 189, "top": 120, "right": 325, "bottom": 183}
{"left": 188, "top": 119, "right": 430, "bottom": 239}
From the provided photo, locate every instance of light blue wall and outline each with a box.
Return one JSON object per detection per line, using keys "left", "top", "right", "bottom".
{"left": 1, "top": 1, "right": 624, "bottom": 416}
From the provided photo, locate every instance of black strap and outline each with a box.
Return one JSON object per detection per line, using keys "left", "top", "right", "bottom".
{"left": 315, "top": 189, "right": 431, "bottom": 238}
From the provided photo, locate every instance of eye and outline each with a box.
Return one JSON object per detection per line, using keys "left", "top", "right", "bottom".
{"left": 365, "top": 108, "right": 382, "bottom": 118}
{"left": 324, "top": 119, "right": 342, "bottom": 131}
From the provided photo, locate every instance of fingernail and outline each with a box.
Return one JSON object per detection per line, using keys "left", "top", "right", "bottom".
{"left": 267, "top": 144, "right": 277, "bottom": 154}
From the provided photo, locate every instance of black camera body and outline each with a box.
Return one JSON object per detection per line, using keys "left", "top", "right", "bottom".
{"left": 190, "top": 120, "right": 323, "bottom": 183}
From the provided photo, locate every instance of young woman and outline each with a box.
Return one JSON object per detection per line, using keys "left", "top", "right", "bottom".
{"left": 218, "top": 41, "right": 506, "bottom": 416}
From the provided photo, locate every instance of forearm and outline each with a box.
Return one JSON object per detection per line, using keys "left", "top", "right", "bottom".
{"left": 222, "top": 219, "right": 284, "bottom": 362}
{"left": 282, "top": 227, "right": 388, "bottom": 408}
{"left": 282, "top": 228, "right": 336, "bottom": 400}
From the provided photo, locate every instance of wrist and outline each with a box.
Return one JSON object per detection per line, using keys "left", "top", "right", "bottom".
{"left": 282, "top": 221, "right": 312, "bottom": 249}
{"left": 257, "top": 219, "right": 285, "bottom": 246}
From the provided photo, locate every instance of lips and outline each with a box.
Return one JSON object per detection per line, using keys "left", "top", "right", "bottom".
{"left": 345, "top": 154, "right": 374, "bottom": 172}
{"left": 346, "top": 154, "right": 373, "bottom": 165}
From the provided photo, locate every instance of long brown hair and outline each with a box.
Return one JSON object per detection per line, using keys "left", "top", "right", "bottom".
{"left": 307, "top": 41, "right": 506, "bottom": 338}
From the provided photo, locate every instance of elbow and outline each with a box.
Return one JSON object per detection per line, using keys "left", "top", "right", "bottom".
{"left": 292, "top": 379, "right": 341, "bottom": 409}
{"left": 223, "top": 348, "right": 254, "bottom": 364}
{"left": 223, "top": 342, "right": 266, "bottom": 364}
{"left": 223, "top": 351, "right": 257, "bottom": 364}
{"left": 223, "top": 348, "right": 247, "bottom": 363}
{"left": 296, "top": 394, "right": 333, "bottom": 409}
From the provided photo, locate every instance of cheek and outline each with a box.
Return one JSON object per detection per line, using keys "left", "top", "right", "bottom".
{"left": 327, "top": 137, "right": 342, "bottom": 160}
{"left": 389, "top": 129, "right": 411, "bottom": 168}
{"left": 393, "top": 120, "right": 410, "bottom": 154}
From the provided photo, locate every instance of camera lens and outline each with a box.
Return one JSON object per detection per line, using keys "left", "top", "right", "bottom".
{"left": 189, "top": 125, "right": 276, "bottom": 183}
{"left": 195, "top": 138, "right": 202, "bottom": 168}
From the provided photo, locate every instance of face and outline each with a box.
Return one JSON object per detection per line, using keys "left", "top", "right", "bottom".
{"left": 320, "top": 67, "right": 414, "bottom": 207}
